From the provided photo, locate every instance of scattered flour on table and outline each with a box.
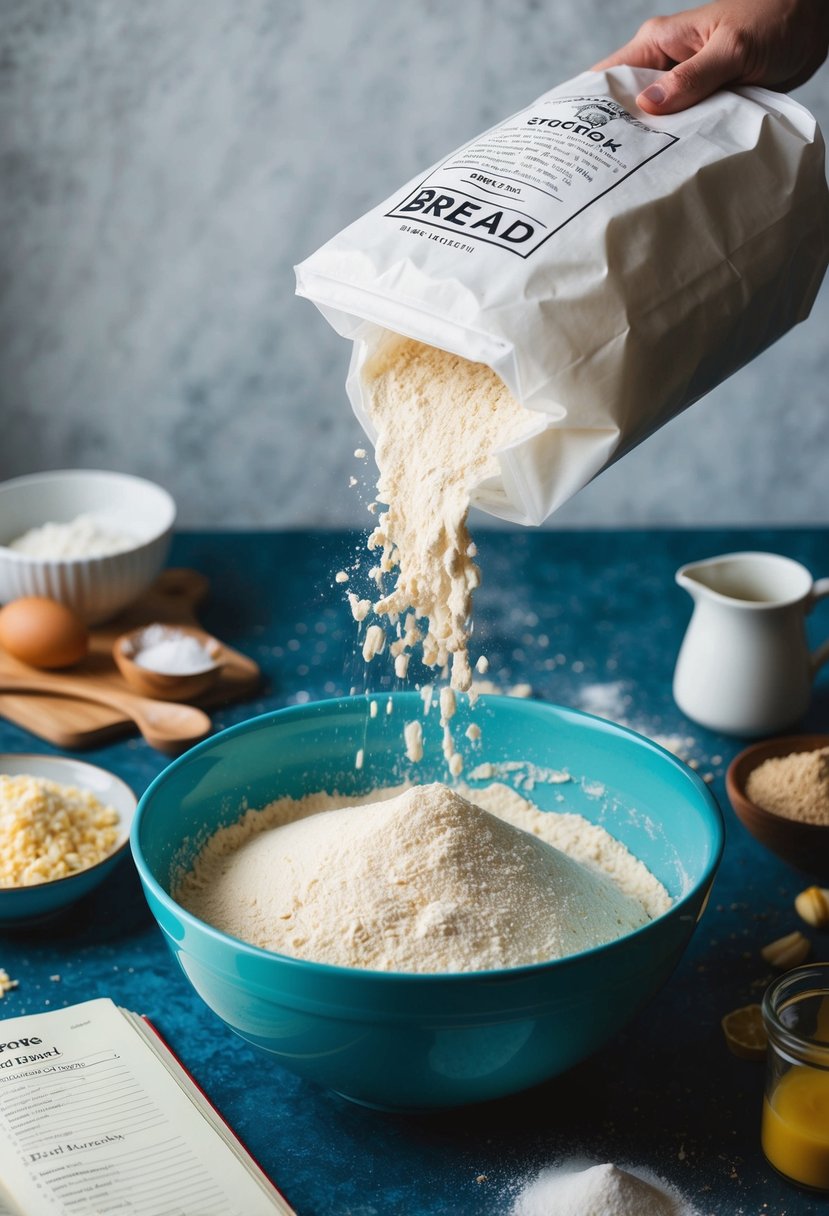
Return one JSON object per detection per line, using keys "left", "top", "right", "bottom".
{"left": 512, "top": 1162, "right": 698, "bottom": 1216}
{"left": 574, "top": 681, "right": 633, "bottom": 723}
{"left": 176, "top": 782, "right": 670, "bottom": 973}
{"left": 574, "top": 681, "right": 708, "bottom": 772}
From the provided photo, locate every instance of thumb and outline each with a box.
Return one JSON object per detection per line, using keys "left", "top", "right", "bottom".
{"left": 637, "top": 39, "right": 738, "bottom": 114}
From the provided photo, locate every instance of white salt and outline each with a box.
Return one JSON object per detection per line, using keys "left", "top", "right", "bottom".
{"left": 131, "top": 625, "right": 217, "bottom": 675}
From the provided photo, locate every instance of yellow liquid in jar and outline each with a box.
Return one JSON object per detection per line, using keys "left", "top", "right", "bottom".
{"left": 762, "top": 1066, "right": 829, "bottom": 1190}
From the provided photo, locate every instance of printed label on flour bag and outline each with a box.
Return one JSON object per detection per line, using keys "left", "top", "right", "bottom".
{"left": 296, "top": 66, "right": 829, "bottom": 525}
{"left": 387, "top": 95, "right": 678, "bottom": 257}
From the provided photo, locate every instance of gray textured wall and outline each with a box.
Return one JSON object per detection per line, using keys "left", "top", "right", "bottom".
{"left": 1, "top": 0, "right": 827, "bottom": 527}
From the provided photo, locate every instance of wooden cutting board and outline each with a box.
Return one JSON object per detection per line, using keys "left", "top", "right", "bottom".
{"left": 0, "top": 569, "right": 262, "bottom": 750}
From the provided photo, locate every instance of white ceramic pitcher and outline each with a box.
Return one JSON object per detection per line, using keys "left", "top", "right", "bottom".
{"left": 673, "top": 552, "right": 829, "bottom": 737}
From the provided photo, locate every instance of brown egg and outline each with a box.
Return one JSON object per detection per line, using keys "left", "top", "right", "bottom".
{"left": 0, "top": 597, "right": 89, "bottom": 669}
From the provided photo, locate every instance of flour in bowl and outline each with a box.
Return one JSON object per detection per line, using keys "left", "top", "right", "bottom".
{"left": 9, "top": 514, "right": 135, "bottom": 559}
{"left": 175, "top": 782, "right": 670, "bottom": 973}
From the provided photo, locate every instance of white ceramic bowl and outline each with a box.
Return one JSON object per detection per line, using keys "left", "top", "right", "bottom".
{"left": 0, "top": 470, "right": 175, "bottom": 623}
{"left": 0, "top": 753, "right": 137, "bottom": 925}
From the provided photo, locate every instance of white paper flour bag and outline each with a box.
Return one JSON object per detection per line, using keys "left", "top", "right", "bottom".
{"left": 296, "top": 67, "right": 829, "bottom": 524}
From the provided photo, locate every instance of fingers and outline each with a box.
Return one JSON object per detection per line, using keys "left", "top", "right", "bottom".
{"left": 636, "top": 35, "right": 743, "bottom": 113}
{"left": 592, "top": 40, "right": 673, "bottom": 72}
{"left": 594, "top": 0, "right": 829, "bottom": 113}
{"left": 592, "top": 17, "right": 681, "bottom": 73}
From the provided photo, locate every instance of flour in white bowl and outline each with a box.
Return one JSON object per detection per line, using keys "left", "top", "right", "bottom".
{"left": 175, "top": 781, "right": 670, "bottom": 973}
{"left": 9, "top": 513, "right": 135, "bottom": 559}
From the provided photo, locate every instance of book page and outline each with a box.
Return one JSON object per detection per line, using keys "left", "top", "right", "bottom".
{"left": 0, "top": 1182, "right": 20, "bottom": 1216}
{"left": 0, "top": 998, "right": 292, "bottom": 1216}
{"left": 118, "top": 1011, "right": 283, "bottom": 1194}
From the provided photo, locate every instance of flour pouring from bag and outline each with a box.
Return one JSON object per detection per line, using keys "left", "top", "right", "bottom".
{"left": 296, "top": 66, "right": 829, "bottom": 526}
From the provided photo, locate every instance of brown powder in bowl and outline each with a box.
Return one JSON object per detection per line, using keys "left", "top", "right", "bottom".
{"left": 745, "top": 747, "right": 829, "bottom": 826}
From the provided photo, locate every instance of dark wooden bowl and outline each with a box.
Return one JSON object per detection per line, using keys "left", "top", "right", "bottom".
{"left": 113, "top": 624, "right": 223, "bottom": 702}
{"left": 726, "top": 735, "right": 829, "bottom": 878}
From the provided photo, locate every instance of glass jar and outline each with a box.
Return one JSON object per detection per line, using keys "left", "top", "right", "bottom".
{"left": 761, "top": 963, "right": 829, "bottom": 1191}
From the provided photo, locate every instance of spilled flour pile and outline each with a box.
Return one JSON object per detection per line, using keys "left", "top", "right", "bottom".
{"left": 513, "top": 1162, "right": 697, "bottom": 1216}
{"left": 176, "top": 782, "right": 670, "bottom": 973}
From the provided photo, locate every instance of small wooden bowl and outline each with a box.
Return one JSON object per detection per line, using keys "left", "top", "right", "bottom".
{"left": 113, "top": 624, "right": 224, "bottom": 702}
{"left": 726, "top": 735, "right": 829, "bottom": 878}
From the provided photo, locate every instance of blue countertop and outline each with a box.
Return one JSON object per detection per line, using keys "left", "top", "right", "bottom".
{"left": 2, "top": 528, "right": 829, "bottom": 1216}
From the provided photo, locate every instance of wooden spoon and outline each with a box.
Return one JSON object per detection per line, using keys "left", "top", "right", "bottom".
{"left": 0, "top": 672, "right": 211, "bottom": 755}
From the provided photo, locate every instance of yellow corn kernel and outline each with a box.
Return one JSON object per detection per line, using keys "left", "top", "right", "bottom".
{"left": 794, "top": 886, "right": 829, "bottom": 929}
{"left": 761, "top": 930, "right": 811, "bottom": 970}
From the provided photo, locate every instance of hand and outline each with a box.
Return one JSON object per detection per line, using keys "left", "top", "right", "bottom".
{"left": 592, "top": 0, "right": 829, "bottom": 114}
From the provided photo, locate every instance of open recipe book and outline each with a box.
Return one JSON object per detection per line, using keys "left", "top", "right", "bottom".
{"left": 0, "top": 998, "right": 295, "bottom": 1216}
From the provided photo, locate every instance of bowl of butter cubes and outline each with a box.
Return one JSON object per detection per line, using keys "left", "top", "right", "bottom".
{"left": 0, "top": 753, "right": 137, "bottom": 925}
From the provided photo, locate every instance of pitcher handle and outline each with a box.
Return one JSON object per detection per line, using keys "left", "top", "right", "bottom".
{"left": 809, "top": 577, "right": 829, "bottom": 673}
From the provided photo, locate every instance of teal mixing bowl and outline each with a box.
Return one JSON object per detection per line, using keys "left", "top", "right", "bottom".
{"left": 131, "top": 694, "right": 723, "bottom": 1110}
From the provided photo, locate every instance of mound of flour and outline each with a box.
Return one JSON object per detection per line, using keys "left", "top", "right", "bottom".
{"left": 513, "top": 1162, "right": 696, "bottom": 1216}
{"left": 176, "top": 782, "right": 669, "bottom": 973}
